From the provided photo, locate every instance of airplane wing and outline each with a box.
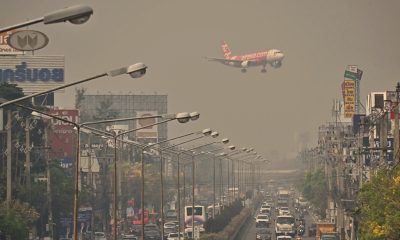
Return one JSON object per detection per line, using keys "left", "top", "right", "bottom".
{"left": 205, "top": 57, "right": 257, "bottom": 65}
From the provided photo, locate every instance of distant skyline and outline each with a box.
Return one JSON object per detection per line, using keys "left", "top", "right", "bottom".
{"left": 2, "top": 0, "right": 400, "bottom": 164}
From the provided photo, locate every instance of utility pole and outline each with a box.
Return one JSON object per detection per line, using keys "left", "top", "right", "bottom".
{"left": 25, "top": 117, "right": 31, "bottom": 202}
{"left": 45, "top": 125, "right": 53, "bottom": 239}
{"left": 6, "top": 110, "right": 12, "bottom": 207}
{"left": 394, "top": 82, "right": 400, "bottom": 163}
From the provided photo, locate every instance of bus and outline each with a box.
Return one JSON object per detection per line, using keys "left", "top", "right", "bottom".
{"left": 184, "top": 205, "right": 206, "bottom": 228}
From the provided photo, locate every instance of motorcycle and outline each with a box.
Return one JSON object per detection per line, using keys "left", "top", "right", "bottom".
{"left": 297, "top": 224, "right": 305, "bottom": 236}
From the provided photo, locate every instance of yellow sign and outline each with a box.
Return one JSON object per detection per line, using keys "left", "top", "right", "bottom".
{"left": 343, "top": 80, "right": 355, "bottom": 118}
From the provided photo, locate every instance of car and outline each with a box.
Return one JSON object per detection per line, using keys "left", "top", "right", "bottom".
{"left": 276, "top": 235, "right": 293, "bottom": 240}
{"left": 167, "top": 232, "right": 187, "bottom": 240}
{"left": 144, "top": 223, "right": 159, "bottom": 232}
{"left": 94, "top": 232, "right": 107, "bottom": 240}
{"left": 122, "top": 234, "right": 139, "bottom": 240}
{"left": 163, "top": 226, "right": 176, "bottom": 238}
{"left": 255, "top": 214, "right": 270, "bottom": 228}
{"left": 164, "top": 221, "right": 177, "bottom": 229}
{"left": 255, "top": 227, "right": 272, "bottom": 240}
{"left": 308, "top": 223, "right": 317, "bottom": 236}
{"left": 278, "top": 207, "right": 290, "bottom": 216}
{"left": 165, "top": 209, "right": 178, "bottom": 222}
{"left": 144, "top": 230, "right": 161, "bottom": 240}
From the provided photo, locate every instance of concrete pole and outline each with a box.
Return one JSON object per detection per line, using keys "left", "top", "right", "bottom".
{"left": 176, "top": 153, "right": 182, "bottom": 237}
{"left": 160, "top": 151, "right": 164, "bottom": 239}
{"left": 191, "top": 154, "right": 195, "bottom": 239}
{"left": 219, "top": 158, "right": 223, "bottom": 207}
{"left": 6, "top": 110, "right": 12, "bottom": 206}
{"left": 25, "top": 117, "right": 31, "bottom": 202}
{"left": 212, "top": 156, "right": 215, "bottom": 218}
{"left": 45, "top": 125, "right": 53, "bottom": 239}
{"left": 394, "top": 82, "right": 400, "bottom": 163}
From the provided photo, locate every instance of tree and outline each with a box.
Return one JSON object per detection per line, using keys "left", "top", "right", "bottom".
{"left": 299, "top": 169, "right": 327, "bottom": 218}
{"left": 0, "top": 200, "right": 39, "bottom": 239}
{"left": 357, "top": 166, "right": 400, "bottom": 239}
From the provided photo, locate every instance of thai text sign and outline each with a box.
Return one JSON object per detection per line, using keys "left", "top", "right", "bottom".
{"left": 0, "top": 55, "right": 64, "bottom": 94}
{"left": 47, "top": 109, "right": 79, "bottom": 162}
{"left": 0, "top": 31, "right": 22, "bottom": 55}
{"left": 343, "top": 80, "right": 356, "bottom": 118}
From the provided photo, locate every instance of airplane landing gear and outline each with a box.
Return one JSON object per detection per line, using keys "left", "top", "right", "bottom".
{"left": 261, "top": 68, "right": 267, "bottom": 73}
{"left": 241, "top": 68, "right": 247, "bottom": 73}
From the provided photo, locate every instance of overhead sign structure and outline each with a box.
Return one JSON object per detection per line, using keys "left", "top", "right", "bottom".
{"left": 8, "top": 30, "right": 49, "bottom": 51}
{"left": 0, "top": 55, "right": 65, "bottom": 94}
{"left": 136, "top": 111, "right": 159, "bottom": 139}
{"left": 0, "top": 31, "right": 22, "bottom": 55}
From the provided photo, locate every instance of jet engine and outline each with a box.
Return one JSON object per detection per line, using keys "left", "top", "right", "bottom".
{"left": 241, "top": 61, "right": 249, "bottom": 68}
{"left": 271, "top": 61, "right": 282, "bottom": 68}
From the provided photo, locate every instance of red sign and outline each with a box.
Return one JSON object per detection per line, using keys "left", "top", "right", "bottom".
{"left": 47, "top": 109, "right": 79, "bottom": 163}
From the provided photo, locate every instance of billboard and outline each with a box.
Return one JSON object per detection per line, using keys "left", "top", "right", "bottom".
{"left": 0, "top": 55, "right": 64, "bottom": 94}
{"left": 47, "top": 109, "right": 79, "bottom": 162}
{"left": 136, "top": 111, "right": 159, "bottom": 138}
{"left": 343, "top": 80, "right": 356, "bottom": 118}
{"left": 0, "top": 31, "right": 22, "bottom": 55}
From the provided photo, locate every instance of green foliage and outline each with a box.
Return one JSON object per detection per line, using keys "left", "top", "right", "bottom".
{"left": 201, "top": 204, "right": 250, "bottom": 240}
{"left": 0, "top": 200, "right": 39, "bottom": 239}
{"left": 204, "top": 200, "right": 244, "bottom": 233}
{"left": 357, "top": 166, "right": 400, "bottom": 239}
{"left": 300, "top": 169, "right": 327, "bottom": 218}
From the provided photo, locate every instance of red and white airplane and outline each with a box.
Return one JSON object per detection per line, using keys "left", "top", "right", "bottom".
{"left": 206, "top": 41, "right": 284, "bottom": 73}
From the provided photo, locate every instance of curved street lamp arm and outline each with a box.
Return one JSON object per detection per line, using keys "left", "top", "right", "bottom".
{"left": 0, "top": 73, "right": 107, "bottom": 109}
{"left": 0, "top": 17, "right": 44, "bottom": 33}
{"left": 80, "top": 115, "right": 164, "bottom": 127}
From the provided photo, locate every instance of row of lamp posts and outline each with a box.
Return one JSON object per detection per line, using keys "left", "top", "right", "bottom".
{"left": 0, "top": 5, "right": 268, "bottom": 240}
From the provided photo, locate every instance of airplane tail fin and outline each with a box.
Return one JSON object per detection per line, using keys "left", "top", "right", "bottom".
{"left": 221, "top": 41, "right": 232, "bottom": 59}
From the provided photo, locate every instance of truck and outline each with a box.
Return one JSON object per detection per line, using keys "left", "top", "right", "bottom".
{"left": 315, "top": 222, "right": 340, "bottom": 240}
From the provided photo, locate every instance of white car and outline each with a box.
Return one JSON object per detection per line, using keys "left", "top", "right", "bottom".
{"left": 278, "top": 207, "right": 290, "bottom": 216}
{"left": 167, "top": 232, "right": 187, "bottom": 240}
{"left": 255, "top": 214, "right": 270, "bottom": 228}
{"left": 276, "top": 236, "right": 293, "bottom": 240}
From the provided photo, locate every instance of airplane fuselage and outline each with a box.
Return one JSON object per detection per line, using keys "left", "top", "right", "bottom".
{"left": 224, "top": 49, "right": 284, "bottom": 68}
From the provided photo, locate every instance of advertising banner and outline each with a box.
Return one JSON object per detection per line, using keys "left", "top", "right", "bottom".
{"left": 0, "top": 55, "right": 65, "bottom": 94}
{"left": 0, "top": 31, "right": 22, "bottom": 55}
{"left": 343, "top": 80, "right": 356, "bottom": 118}
{"left": 136, "top": 111, "right": 159, "bottom": 138}
{"left": 47, "top": 109, "right": 79, "bottom": 163}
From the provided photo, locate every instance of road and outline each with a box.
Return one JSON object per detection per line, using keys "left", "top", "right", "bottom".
{"left": 236, "top": 197, "right": 317, "bottom": 240}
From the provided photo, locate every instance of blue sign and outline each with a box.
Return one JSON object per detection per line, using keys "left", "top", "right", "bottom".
{"left": 0, "top": 62, "right": 64, "bottom": 82}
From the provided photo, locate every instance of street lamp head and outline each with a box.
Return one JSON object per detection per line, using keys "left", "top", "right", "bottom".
{"left": 202, "top": 128, "right": 212, "bottom": 136}
{"left": 221, "top": 138, "right": 229, "bottom": 144}
{"left": 189, "top": 112, "right": 200, "bottom": 121}
{"left": 176, "top": 112, "right": 190, "bottom": 123}
{"left": 211, "top": 132, "right": 219, "bottom": 138}
{"left": 219, "top": 152, "right": 227, "bottom": 156}
{"left": 127, "top": 63, "right": 147, "bottom": 78}
{"left": 31, "top": 111, "right": 52, "bottom": 120}
{"left": 43, "top": 5, "right": 93, "bottom": 24}
{"left": 228, "top": 145, "right": 236, "bottom": 150}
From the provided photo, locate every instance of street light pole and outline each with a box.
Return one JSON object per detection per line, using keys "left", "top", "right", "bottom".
{"left": 0, "top": 5, "right": 93, "bottom": 33}
{"left": 21, "top": 106, "right": 171, "bottom": 240}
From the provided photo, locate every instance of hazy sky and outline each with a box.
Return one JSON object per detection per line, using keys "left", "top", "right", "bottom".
{"left": 2, "top": 0, "right": 400, "bottom": 162}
